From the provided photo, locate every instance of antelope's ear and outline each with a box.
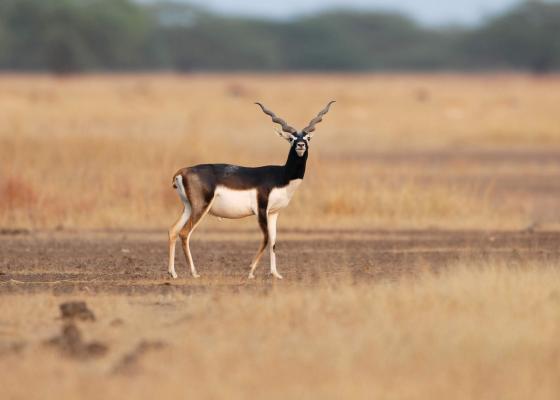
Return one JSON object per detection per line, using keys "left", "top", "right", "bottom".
{"left": 274, "top": 127, "right": 296, "bottom": 142}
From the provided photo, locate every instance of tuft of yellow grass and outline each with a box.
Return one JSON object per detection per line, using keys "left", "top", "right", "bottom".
{"left": 1, "top": 74, "right": 559, "bottom": 230}
{"left": 2, "top": 261, "right": 560, "bottom": 399}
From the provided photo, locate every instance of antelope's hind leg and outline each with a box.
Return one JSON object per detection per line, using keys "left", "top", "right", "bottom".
{"left": 168, "top": 174, "right": 193, "bottom": 279}
{"left": 168, "top": 206, "right": 191, "bottom": 279}
{"left": 179, "top": 198, "right": 215, "bottom": 278}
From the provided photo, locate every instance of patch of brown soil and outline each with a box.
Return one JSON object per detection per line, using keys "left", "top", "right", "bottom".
{"left": 44, "top": 301, "right": 107, "bottom": 360}
{"left": 59, "top": 301, "right": 96, "bottom": 321}
{"left": 1, "top": 230, "right": 559, "bottom": 294}
{"left": 45, "top": 322, "right": 108, "bottom": 360}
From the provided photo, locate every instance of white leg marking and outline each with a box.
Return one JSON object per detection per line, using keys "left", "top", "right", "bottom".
{"left": 168, "top": 176, "right": 191, "bottom": 279}
{"left": 268, "top": 213, "right": 282, "bottom": 279}
{"left": 185, "top": 197, "right": 215, "bottom": 278}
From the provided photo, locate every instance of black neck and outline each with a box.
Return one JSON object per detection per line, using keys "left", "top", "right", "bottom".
{"left": 284, "top": 146, "right": 308, "bottom": 181}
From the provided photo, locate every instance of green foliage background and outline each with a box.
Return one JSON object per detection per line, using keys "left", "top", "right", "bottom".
{"left": 0, "top": 0, "right": 559, "bottom": 73}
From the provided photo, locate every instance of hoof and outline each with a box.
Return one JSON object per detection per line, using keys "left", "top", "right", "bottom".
{"left": 248, "top": 274, "right": 255, "bottom": 280}
{"left": 168, "top": 271, "right": 178, "bottom": 279}
{"left": 192, "top": 273, "right": 201, "bottom": 279}
{"left": 271, "top": 273, "right": 283, "bottom": 280}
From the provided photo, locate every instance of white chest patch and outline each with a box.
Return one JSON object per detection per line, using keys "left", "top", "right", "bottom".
{"left": 268, "top": 179, "right": 302, "bottom": 214}
{"left": 209, "top": 186, "right": 258, "bottom": 219}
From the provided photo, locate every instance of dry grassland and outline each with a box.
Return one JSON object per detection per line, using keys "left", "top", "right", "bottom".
{"left": 2, "top": 262, "right": 560, "bottom": 400}
{"left": 1, "top": 74, "right": 560, "bottom": 230}
{"left": 1, "top": 74, "right": 560, "bottom": 399}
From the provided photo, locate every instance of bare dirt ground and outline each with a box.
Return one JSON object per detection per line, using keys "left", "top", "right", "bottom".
{"left": 3, "top": 229, "right": 560, "bottom": 399}
{"left": 1, "top": 229, "right": 559, "bottom": 295}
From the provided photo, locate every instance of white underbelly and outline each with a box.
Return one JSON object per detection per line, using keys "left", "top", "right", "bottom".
{"left": 209, "top": 186, "right": 257, "bottom": 219}
{"left": 267, "top": 179, "right": 302, "bottom": 214}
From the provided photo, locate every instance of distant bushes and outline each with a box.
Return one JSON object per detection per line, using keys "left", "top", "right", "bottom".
{"left": 0, "top": 0, "right": 559, "bottom": 73}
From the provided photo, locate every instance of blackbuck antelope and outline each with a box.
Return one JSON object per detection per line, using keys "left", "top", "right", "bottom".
{"left": 168, "top": 101, "right": 335, "bottom": 279}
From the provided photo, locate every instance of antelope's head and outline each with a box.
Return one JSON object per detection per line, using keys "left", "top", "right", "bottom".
{"left": 255, "top": 101, "right": 336, "bottom": 157}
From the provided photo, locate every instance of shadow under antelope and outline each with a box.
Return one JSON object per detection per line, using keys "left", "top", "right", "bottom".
{"left": 168, "top": 101, "right": 335, "bottom": 279}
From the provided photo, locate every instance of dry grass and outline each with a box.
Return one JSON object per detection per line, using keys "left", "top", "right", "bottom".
{"left": 2, "top": 261, "right": 560, "bottom": 399}
{"left": 1, "top": 73, "right": 560, "bottom": 230}
{"left": 2, "top": 74, "right": 559, "bottom": 399}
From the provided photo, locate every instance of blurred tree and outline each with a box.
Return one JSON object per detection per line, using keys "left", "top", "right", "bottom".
{"left": 0, "top": 0, "right": 559, "bottom": 72}
{"left": 0, "top": 18, "right": 9, "bottom": 67}
{"left": 284, "top": 11, "right": 464, "bottom": 70}
{"left": 0, "top": 0, "right": 154, "bottom": 73}
{"left": 77, "top": 0, "right": 154, "bottom": 70}
{"left": 162, "top": 15, "right": 282, "bottom": 71}
{"left": 466, "top": 1, "right": 560, "bottom": 73}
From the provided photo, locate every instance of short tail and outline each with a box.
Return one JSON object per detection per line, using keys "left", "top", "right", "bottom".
{"left": 172, "top": 170, "right": 182, "bottom": 189}
{"left": 173, "top": 174, "right": 189, "bottom": 206}
{"left": 172, "top": 172, "right": 180, "bottom": 188}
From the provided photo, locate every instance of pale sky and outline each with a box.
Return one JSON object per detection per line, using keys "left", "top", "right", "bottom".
{"left": 184, "top": 0, "right": 523, "bottom": 25}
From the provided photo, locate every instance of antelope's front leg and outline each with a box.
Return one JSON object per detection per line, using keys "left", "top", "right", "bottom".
{"left": 248, "top": 209, "right": 269, "bottom": 279}
{"left": 267, "top": 213, "right": 282, "bottom": 279}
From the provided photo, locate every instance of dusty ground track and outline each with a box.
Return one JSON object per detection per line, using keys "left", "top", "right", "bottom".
{"left": 1, "top": 229, "right": 559, "bottom": 294}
